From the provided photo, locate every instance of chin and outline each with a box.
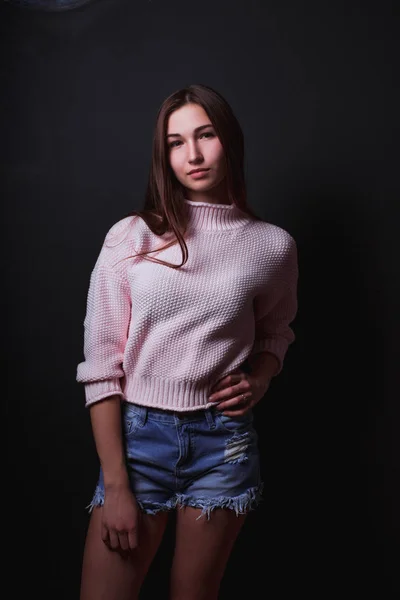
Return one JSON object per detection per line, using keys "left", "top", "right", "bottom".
{"left": 186, "top": 178, "right": 217, "bottom": 190}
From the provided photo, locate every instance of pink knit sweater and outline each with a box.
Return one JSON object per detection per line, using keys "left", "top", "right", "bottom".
{"left": 76, "top": 199, "right": 298, "bottom": 411}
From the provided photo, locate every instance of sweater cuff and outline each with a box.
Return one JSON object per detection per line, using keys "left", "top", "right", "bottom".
{"left": 84, "top": 378, "right": 126, "bottom": 408}
{"left": 251, "top": 337, "right": 288, "bottom": 375}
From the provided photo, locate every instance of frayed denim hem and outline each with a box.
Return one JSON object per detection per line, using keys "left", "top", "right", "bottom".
{"left": 176, "top": 481, "right": 264, "bottom": 520}
{"left": 135, "top": 497, "right": 178, "bottom": 515}
{"left": 86, "top": 481, "right": 264, "bottom": 520}
{"left": 86, "top": 486, "right": 178, "bottom": 515}
{"left": 86, "top": 485, "right": 105, "bottom": 513}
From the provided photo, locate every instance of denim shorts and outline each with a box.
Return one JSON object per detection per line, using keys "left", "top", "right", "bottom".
{"left": 88, "top": 401, "right": 264, "bottom": 520}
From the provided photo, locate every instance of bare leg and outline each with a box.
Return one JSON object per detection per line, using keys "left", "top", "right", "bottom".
{"left": 80, "top": 506, "right": 169, "bottom": 600}
{"left": 169, "top": 506, "right": 247, "bottom": 600}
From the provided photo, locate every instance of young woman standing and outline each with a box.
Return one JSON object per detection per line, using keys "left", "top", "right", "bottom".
{"left": 76, "top": 83, "right": 298, "bottom": 600}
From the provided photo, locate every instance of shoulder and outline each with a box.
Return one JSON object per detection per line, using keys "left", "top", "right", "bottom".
{"left": 104, "top": 215, "right": 140, "bottom": 248}
{"left": 91, "top": 214, "right": 145, "bottom": 277}
{"left": 250, "top": 220, "right": 297, "bottom": 253}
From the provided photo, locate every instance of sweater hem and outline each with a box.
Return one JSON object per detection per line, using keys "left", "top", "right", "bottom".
{"left": 122, "top": 374, "right": 216, "bottom": 412}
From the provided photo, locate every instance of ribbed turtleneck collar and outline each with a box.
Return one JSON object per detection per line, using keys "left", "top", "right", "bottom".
{"left": 184, "top": 198, "right": 251, "bottom": 232}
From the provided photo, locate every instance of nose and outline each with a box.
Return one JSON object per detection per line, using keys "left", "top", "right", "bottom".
{"left": 187, "top": 139, "right": 203, "bottom": 162}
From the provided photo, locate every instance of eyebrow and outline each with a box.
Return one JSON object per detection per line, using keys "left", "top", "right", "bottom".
{"left": 166, "top": 124, "right": 214, "bottom": 139}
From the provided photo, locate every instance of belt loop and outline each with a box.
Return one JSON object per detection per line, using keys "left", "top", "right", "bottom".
{"left": 139, "top": 405, "right": 148, "bottom": 426}
{"left": 205, "top": 408, "right": 216, "bottom": 430}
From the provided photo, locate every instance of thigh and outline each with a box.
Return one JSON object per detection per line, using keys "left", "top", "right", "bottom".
{"left": 80, "top": 506, "right": 169, "bottom": 600}
{"left": 169, "top": 506, "right": 247, "bottom": 600}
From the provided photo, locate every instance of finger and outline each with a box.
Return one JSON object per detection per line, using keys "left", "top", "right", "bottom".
{"left": 210, "top": 379, "right": 230, "bottom": 394}
{"left": 209, "top": 383, "right": 248, "bottom": 403}
{"left": 210, "top": 372, "right": 243, "bottom": 393}
{"left": 128, "top": 529, "right": 138, "bottom": 550}
{"left": 216, "top": 394, "right": 251, "bottom": 412}
{"left": 117, "top": 531, "right": 129, "bottom": 551}
{"left": 108, "top": 529, "right": 120, "bottom": 550}
{"left": 101, "top": 523, "right": 110, "bottom": 547}
{"left": 228, "top": 396, "right": 256, "bottom": 416}
{"left": 223, "top": 400, "right": 252, "bottom": 416}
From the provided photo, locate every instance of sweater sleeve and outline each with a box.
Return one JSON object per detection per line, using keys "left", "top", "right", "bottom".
{"left": 250, "top": 234, "right": 298, "bottom": 375}
{"left": 76, "top": 261, "right": 132, "bottom": 407}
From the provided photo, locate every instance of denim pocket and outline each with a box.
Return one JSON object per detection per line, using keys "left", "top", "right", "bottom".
{"left": 121, "top": 403, "right": 143, "bottom": 437}
{"left": 215, "top": 409, "right": 254, "bottom": 433}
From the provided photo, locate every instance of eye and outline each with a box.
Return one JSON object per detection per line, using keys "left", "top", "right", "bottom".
{"left": 168, "top": 131, "right": 215, "bottom": 148}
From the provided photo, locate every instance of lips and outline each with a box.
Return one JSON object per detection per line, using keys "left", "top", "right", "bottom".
{"left": 188, "top": 168, "right": 209, "bottom": 174}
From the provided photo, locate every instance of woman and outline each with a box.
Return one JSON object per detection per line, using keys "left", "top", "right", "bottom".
{"left": 76, "top": 83, "right": 298, "bottom": 600}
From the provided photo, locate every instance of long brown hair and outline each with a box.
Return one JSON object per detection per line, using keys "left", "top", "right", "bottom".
{"left": 120, "top": 83, "right": 264, "bottom": 269}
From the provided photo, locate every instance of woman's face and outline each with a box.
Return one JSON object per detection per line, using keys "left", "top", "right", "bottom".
{"left": 166, "top": 103, "right": 227, "bottom": 197}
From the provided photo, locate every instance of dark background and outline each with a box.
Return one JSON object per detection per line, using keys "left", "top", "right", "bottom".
{"left": 2, "top": 0, "right": 398, "bottom": 597}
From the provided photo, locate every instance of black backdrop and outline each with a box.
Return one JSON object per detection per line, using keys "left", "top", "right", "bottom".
{"left": 2, "top": 0, "right": 399, "bottom": 597}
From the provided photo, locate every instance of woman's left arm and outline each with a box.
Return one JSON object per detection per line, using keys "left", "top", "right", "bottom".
{"left": 208, "top": 234, "right": 298, "bottom": 414}
{"left": 249, "top": 233, "right": 299, "bottom": 377}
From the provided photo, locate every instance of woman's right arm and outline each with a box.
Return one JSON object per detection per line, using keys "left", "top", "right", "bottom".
{"left": 76, "top": 231, "right": 138, "bottom": 549}
{"left": 89, "top": 396, "right": 139, "bottom": 551}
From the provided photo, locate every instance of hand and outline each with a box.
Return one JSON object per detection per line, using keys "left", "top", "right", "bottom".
{"left": 208, "top": 367, "right": 271, "bottom": 416}
{"left": 101, "top": 484, "right": 140, "bottom": 553}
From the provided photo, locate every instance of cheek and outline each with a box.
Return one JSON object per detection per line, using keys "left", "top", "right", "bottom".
{"left": 170, "top": 153, "right": 184, "bottom": 174}
{"left": 212, "top": 143, "right": 226, "bottom": 168}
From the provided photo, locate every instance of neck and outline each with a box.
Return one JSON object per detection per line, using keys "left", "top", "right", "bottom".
{"left": 183, "top": 198, "right": 251, "bottom": 232}
{"left": 184, "top": 178, "right": 230, "bottom": 205}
